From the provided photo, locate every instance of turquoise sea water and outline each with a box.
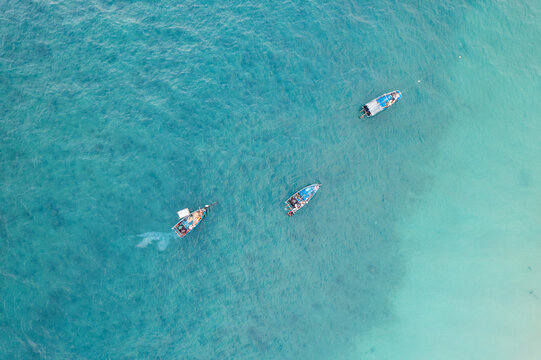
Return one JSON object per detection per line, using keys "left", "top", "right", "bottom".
{"left": 1, "top": 0, "right": 540, "bottom": 359}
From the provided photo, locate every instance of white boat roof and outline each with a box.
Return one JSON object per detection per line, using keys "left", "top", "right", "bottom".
{"left": 177, "top": 208, "right": 190, "bottom": 219}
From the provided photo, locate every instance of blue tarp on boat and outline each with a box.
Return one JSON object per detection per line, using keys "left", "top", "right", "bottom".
{"left": 377, "top": 94, "right": 394, "bottom": 108}
{"left": 299, "top": 186, "right": 315, "bottom": 200}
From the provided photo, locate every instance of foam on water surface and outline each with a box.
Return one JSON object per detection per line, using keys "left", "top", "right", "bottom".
{"left": 135, "top": 232, "right": 174, "bottom": 251}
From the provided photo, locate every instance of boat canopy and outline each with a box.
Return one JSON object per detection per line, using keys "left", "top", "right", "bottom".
{"left": 177, "top": 208, "right": 190, "bottom": 219}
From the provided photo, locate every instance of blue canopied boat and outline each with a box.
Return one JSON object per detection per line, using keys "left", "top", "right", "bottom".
{"left": 285, "top": 184, "right": 321, "bottom": 216}
{"left": 360, "top": 90, "right": 402, "bottom": 118}
{"left": 172, "top": 203, "right": 216, "bottom": 238}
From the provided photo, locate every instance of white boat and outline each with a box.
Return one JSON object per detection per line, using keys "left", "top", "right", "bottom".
{"left": 284, "top": 184, "right": 321, "bottom": 216}
{"left": 171, "top": 203, "right": 216, "bottom": 238}
{"left": 360, "top": 90, "right": 402, "bottom": 118}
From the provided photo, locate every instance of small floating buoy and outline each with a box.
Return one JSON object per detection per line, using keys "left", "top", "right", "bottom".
{"left": 417, "top": 80, "right": 421, "bottom": 83}
{"left": 459, "top": 55, "right": 462, "bottom": 59}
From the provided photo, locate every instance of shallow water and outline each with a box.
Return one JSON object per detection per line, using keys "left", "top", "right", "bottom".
{"left": 353, "top": 2, "right": 541, "bottom": 359}
{"left": 1, "top": 0, "right": 540, "bottom": 358}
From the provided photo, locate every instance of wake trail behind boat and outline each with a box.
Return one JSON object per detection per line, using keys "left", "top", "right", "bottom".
{"left": 135, "top": 232, "right": 175, "bottom": 251}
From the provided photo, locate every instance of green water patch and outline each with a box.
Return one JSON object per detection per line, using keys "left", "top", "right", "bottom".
{"left": 354, "top": 1, "right": 541, "bottom": 359}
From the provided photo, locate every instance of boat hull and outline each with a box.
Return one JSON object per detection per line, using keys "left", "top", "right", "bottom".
{"left": 285, "top": 183, "right": 321, "bottom": 216}
{"left": 172, "top": 208, "right": 207, "bottom": 238}
{"left": 361, "top": 90, "right": 401, "bottom": 118}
